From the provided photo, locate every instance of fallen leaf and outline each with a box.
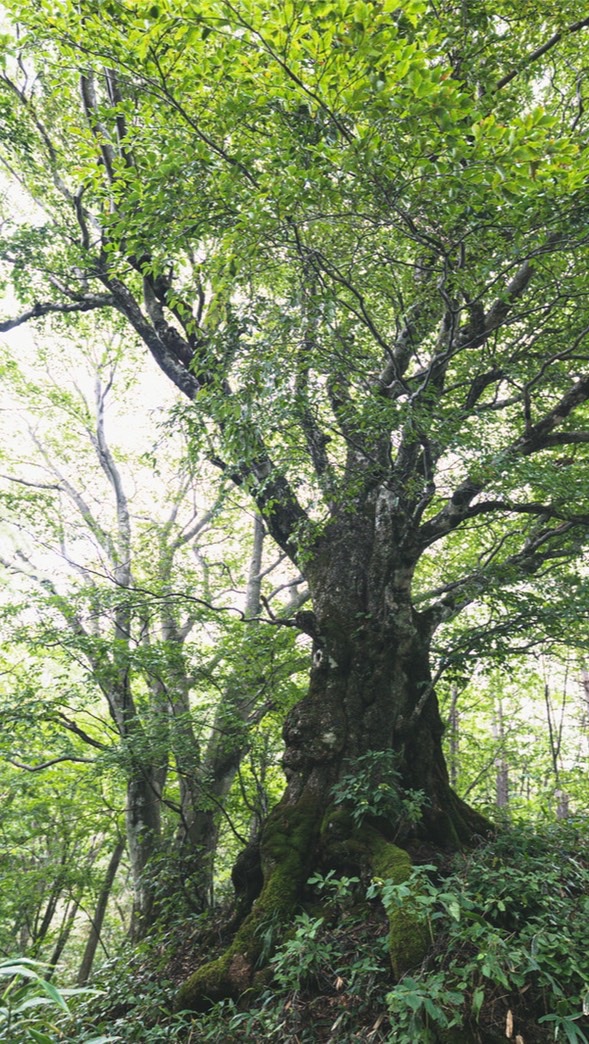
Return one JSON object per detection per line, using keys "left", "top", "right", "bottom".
{"left": 506, "top": 1009, "right": 514, "bottom": 1038}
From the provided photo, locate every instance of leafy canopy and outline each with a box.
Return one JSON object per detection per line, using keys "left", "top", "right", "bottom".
{"left": 0, "top": 1, "right": 589, "bottom": 634}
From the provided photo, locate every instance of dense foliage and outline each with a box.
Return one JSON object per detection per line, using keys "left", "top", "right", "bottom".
{"left": 2, "top": 0, "right": 589, "bottom": 1039}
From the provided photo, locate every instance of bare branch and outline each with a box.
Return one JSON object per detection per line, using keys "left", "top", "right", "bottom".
{"left": 54, "top": 713, "right": 109, "bottom": 751}
{"left": 421, "top": 520, "right": 579, "bottom": 631}
{"left": 7, "top": 755, "right": 95, "bottom": 771}
{"left": 93, "top": 376, "right": 132, "bottom": 591}
{"left": 0, "top": 472, "right": 61, "bottom": 492}
{"left": 26, "top": 426, "right": 116, "bottom": 561}
{"left": 420, "top": 369, "right": 589, "bottom": 548}
{"left": 1, "top": 73, "right": 76, "bottom": 202}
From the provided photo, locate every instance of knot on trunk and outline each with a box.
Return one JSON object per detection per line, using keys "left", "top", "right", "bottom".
{"left": 295, "top": 609, "right": 320, "bottom": 639}
{"left": 283, "top": 695, "right": 346, "bottom": 774}
{"left": 295, "top": 609, "right": 334, "bottom": 672}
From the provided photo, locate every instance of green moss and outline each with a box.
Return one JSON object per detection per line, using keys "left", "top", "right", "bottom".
{"left": 176, "top": 951, "right": 235, "bottom": 1012}
{"left": 320, "top": 804, "right": 355, "bottom": 840}
{"left": 176, "top": 793, "right": 320, "bottom": 1012}
{"left": 360, "top": 827, "right": 429, "bottom": 979}
{"left": 318, "top": 803, "right": 371, "bottom": 872}
{"left": 176, "top": 802, "right": 434, "bottom": 1011}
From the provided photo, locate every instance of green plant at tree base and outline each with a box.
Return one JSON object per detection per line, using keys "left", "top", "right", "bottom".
{"left": 4, "top": 821, "right": 587, "bottom": 1043}
{"left": 382, "top": 820, "right": 589, "bottom": 1043}
{"left": 269, "top": 911, "right": 339, "bottom": 992}
{"left": 330, "top": 750, "right": 429, "bottom": 832}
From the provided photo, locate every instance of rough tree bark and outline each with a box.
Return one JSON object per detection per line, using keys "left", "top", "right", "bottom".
{"left": 176, "top": 487, "right": 489, "bottom": 1010}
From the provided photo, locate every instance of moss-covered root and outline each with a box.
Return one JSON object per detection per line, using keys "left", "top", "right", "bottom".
{"left": 176, "top": 795, "right": 319, "bottom": 1013}
{"left": 362, "top": 827, "right": 429, "bottom": 979}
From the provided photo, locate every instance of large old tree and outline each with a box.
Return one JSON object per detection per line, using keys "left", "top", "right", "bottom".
{"left": 2, "top": 0, "right": 589, "bottom": 1005}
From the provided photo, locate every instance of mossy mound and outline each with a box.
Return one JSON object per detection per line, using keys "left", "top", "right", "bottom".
{"left": 361, "top": 826, "right": 429, "bottom": 978}
{"left": 176, "top": 792, "right": 321, "bottom": 1011}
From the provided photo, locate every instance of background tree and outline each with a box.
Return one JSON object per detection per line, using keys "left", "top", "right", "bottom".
{"left": 0, "top": 330, "right": 304, "bottom": 940}
{"left": 437, "top": 657, "right": 589, "bottom": 820}
{"left": 2, "top": 0, "right": 589, "bottom": 1006}
{"left": 0, "top": 654, "right": 124, "bottom": 973}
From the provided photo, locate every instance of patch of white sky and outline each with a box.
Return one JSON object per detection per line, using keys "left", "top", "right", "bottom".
{"left": 1, "top": 159, "right": 173, "bottom": 425}
{"left": 0, "top": 173, "right": 198, "bottom": 592}
{"left": 0, "top": 169, "right": 274, "bottom": 638}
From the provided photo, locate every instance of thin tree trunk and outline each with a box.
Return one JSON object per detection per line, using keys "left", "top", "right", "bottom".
{"left": 47, "top": 897, "right": 80, "bottom": 977}
{"left": 493, "top": 698, "right": 509, "bottom": 809}
{"left": 169, "top": 512, "right": 267, "bottom": 910}
{"left": 77, "top": 839, "right": 125, "bottom": 985}
{"left": 544, "top": 676, "right": 569, "bottom": 819}
{"left": 448, "top": 683, "right": 460, "bottom": 788}
{"left": 32, "top": 858, "right": 68, "bottom": 952}
{"left": 581, "top": 666, "right": 589, "bottom": 727}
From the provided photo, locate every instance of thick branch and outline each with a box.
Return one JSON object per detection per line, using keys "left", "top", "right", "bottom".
{"left": 420, "top": 372, "right": 589, "bottom": 547}
{"left": 0, "top": 295, "right": 114, "bottom": 332}
{"left": 517, "top": 374, "right": 589, "bottom": 450}
{"left": 495, "top": 17, "right": 589, "bottom": 92}
{"left": 100, "top": 273, "right": 202, "bottom": 400}
{"left": 460, "top": 498, "right": 589, "bottom": 525}
{"left": 218, "top": 452, "right": 309, "bottom": 565}
{"left": 245, "top": 512, "right": 264, "bottom": 619}
{"left": 142, "top": 276, "right": 195, "bottom": 369}
{"left": 421, "top": 520, "right": 578, "bottom": 632}
{"left": 378, "top": 299, "right": 429, "bottom": 393}
{"left": 482, "top": 259, "right": 535, "bottom": 337}
{"left": 80, "top": 72, "right": 116, "bottom": 182}
{"left": 542, "top": 432, "right": 589, "bottom": 446}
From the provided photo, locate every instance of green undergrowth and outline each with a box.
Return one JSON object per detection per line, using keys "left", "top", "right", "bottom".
{"left": 48, "top": 817, "right": 589, "bottom": 1043}
{"left": 0, "top": 957, "right": 103, "bottom": 1043}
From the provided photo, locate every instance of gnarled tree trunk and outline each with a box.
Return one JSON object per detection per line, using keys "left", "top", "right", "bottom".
{"left": 177, "top": 496, "right": 488, "bottom": 1009}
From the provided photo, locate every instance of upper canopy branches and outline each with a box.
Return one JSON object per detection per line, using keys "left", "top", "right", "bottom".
{"left": 1, "top": 0, "right": 589, "bottom": 601}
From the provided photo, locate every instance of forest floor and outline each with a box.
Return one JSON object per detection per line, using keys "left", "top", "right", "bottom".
{"left": 68, "top": 821, "right": 589, "bottom": 1044}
